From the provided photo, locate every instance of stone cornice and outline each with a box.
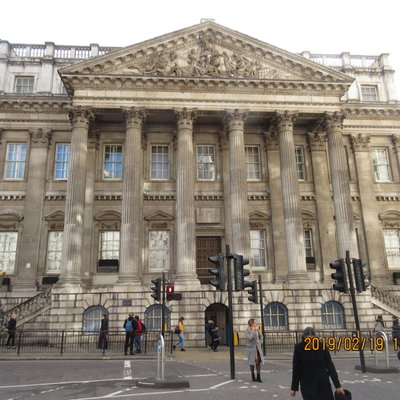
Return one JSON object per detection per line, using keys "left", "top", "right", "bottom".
{"left": 0, "top": 97, "right": 71, "bottom": 112}
{"left": 342, "top": 104, "right": 400, "bottom": 118}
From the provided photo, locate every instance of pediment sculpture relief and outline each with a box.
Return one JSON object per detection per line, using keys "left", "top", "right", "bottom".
{"left": 127, "top": 33, "right": 293, "bottom": 80}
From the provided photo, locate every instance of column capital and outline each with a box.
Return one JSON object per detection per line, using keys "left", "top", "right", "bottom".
{"left": 224, "top": 109, "right": 248, "bottom": 131}
{"left": 68, "top": 106, "right": 95, "bottom": 129}
{"left": 350, "top": 134, "right": 370, "bottom": 152}
{"left": 271, "top": 110, "right": 298, "bottom": 132}
{"left": 123, "top": 107, "right": 146, "bottom": 130}
{"left": 175, "top": 107, "right": 197, "bottom": 130}
{"left": 264, "top": 130, "right": 279, "bottom": 150}
{"left": 392, "top": 135, "right": 400, "bottom": 153}
{"left": 307, "top": 131, "right": 327, "bottom": 151}
{"left": 318, "top": 111, "right": 346, "bottom": 132}
{"left": 29, "top": 128, "right": 52, "bottom": 148}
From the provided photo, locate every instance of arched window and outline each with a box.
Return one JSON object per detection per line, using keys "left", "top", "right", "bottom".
{"left": 83, "top": 305, "right": 109, "bottom": 332}
{"left": 264, "top": 302, "right": 288, "bottom": 330}
{"left": 321, "top": 301, "right": 345, "bottom": 328}
{"left": 144, "top": 304, "right": 171, "bottom": 331}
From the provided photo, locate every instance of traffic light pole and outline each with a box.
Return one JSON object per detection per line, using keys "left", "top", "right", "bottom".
{"left": 345, "top": 250, "right": 366, "bottom": 373}
{"left": 226, "top": 244, "right": 235, "bottom": 380}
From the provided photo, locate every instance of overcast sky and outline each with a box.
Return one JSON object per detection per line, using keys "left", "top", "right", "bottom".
{"left": 2, "top": 0, "right": 400, "bottom": 96}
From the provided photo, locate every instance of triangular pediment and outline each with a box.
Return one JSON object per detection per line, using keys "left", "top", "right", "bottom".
{"left": 60, "top": 21, "right": 352, "bottom": 88}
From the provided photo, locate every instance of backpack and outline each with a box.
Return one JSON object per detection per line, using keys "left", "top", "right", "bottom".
{"left": 125, "top": 319, "right": 133, "bottom": 333}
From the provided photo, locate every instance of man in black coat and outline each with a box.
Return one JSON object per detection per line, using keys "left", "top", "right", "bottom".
{"left": 290, "top": 327, "right": 345, "bottom": 399}
{"left": 6, "top": 312, "right": 17, "bottom": 349}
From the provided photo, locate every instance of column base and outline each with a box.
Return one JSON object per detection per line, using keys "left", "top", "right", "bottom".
{"left": 174, "top": 275, "right": 201, "bottom": 291}
{"left": 115, "top": 275, "right": 142, "bottom": 288}
{"left": 286, "top": 271, "right": 310, "bottom": 283}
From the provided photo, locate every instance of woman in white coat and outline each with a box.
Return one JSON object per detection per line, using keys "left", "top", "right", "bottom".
{"left": 245, "top": 318, "right": 264, "bottom": 382}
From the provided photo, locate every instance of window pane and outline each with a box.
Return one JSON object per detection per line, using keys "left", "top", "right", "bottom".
{"left": 144, "top": 304, "right": 171, "bottom": 331}
{"left": 295, "top": 146, "right": 306, "bottom": 180}
{"left": 103, "top": 145, "right": 123, "bottom": 179}
{"left": 321, "top": 301, "right": 345, "bottom": 328}
{"left": 0, "top": 232, "right": 18, "bottom": 274}
{"left": 15, "top": 76, "right": 34, "bottom": 93}
{"left": 303, "top": 230, "right": 313, "bottom": 258}
{"left": 54, "top": 144, "right": 70, "bottom": 180}
{"left": 149, "top": 231, "right": 170, "bottom": 270}
{"left": 5, "top": 143, "right": 27, "bottom": 180}
{"left": 245, "top": 146, "right": 261, "bottom": 180}
{"left": 46, "top": 231, "right": 63, "bottom": 272}
{"left": 371, "top": 148, "right": 391, "bottom": 181}
{"left": 384, "top": 230, "right": 400, "bottom": 267}
{"left": 361, "top": 86, "right": 378, "bottom": 102}
{"left": 250, "top": 230, "right": 266, "bottom": 267}
{"left": 100, "top": 231, "right": 120, "bottom": 259}
{"left": 151, "top": 145, "right": 169, "bottom": 180}
{"left": 197, "top": 145, "right": 215, "bottom": 180}
{"left": 264, "top": 302, "right": 288, "bottom": 330}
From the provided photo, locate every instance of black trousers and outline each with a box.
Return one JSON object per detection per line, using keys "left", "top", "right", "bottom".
{"left": 6, "top": 330, "right": 16, "bottom": 347}
{"left": 98, "top": 331, "right": 108, "bottom": 350}
{"left": 124, "top": 332, "right": 134, "bottom": 354}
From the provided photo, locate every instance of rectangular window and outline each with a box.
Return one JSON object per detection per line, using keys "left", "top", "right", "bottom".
{"left": 149, "top": 231, "right": 170, "bottom": 270}
{"left": 295, "top": 146, "right": 306, "bottom": 180}
{"left": 46, "top": 231, "right": 63, "bottom": 272}
{"left": 196, "top": 145, "right": 215, "bottom": 180}
{"left": 245, "top": 146, "right": 261, "bottom": 180}
{"left": 99, "top": 231, "right": 120, "bottom": 259}
{"left": 15, "top": 76, "right": 34, "bottom": 93}
{"left": 4, "top": 143, "right": 27, "bottom": 180}
{"left": 383, "top": 230, "right": 400, "bottom": 268}
{"left": 371, "top": 148, "right": 391, "bottom": 182}
{"left": 303, "top": 229, "right": 314, "bottom": 258}
{"left": 54, "top": 144, "right": 70, "bottom": 180}
{"left": 103, "top": 144, "right": 122, "bottom": 180}
{"left": 361, "top": 85, "right": 378, "bottom": 102}
{"left": 250, "top": 230, "right": 266, "bottom": 267}
{"left": 0, "top": 232, "right": 18, "bottom": 274}
{"left": 151, "top": 145, "right": 169, "bottom": 180}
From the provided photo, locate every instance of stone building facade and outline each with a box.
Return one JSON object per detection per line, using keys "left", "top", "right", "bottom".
{"left": 0, "top": 21, "right": 400, "bottom": 345}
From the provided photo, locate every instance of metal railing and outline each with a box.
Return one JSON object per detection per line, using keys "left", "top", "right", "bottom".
{"left": 0, "top": 330, "right": 174, "bottom": 356}
{"left": 371, "top": 284, "right": 400, "bottom": 314}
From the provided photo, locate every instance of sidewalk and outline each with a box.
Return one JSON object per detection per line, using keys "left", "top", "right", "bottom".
{"left": 1, "top": 345, "right": 397, "bottom": 362}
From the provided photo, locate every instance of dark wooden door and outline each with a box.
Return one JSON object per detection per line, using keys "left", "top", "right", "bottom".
{"left": 196, "top": 237, "right": 222, "bottom": 284}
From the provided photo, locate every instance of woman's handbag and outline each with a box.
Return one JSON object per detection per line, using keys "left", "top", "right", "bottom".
{"left": 334, "top": 389, "right": 352, "bottom": 400}
{"left": 174, "top": 326, "right": 181, "bottom": 334}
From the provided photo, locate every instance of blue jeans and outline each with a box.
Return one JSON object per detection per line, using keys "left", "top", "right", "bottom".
{"left": 134, "top": 335, "right": 141, "bottom": 352}
{"left": 175, "top": 332, "right": 184, "bottom": 349}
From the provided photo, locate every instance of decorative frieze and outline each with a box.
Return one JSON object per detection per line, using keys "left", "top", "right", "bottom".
{"left": 29, "top": 128, "right": 52, "bottom": 148}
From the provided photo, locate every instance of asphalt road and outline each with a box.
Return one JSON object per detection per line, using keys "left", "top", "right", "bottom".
{"left": 0, "top": 356, "right": 399, "bottom": 400}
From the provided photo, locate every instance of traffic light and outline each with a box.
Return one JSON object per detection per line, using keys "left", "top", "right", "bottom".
{"left": 166, "top": 284, "right": 174, "bottom": 301}
{"left": 330, "top": 259, "right": 348, "bottom": 293}
{"left": 208, "top": 253, "right": 225, "bottom": 291}
{"left": 151, "top": 277, "right": 161, "bottom": 301}
{"left": 353, "top": 258, "right": 369, "bottom": 292}
{"left": 245, "top": 280, "right": 258, "bottom": 303}
{"left": 233, "top": 254, "right": 250, "bottom": 291}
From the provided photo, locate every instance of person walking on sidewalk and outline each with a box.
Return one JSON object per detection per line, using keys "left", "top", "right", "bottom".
{"left": 98, "top": 313, "right": 109, "bottom": 350}
{"left": 245, "top": 318, "right": 264, "bottom": 382}
{"left": 174, "top": 317, "right": 186, "bottom": 351}
{"left": 123, "top": 313, "right": 137, "bottom": 355}
{"left": 6, "top": 312, "right": 17, "bottom": 349}
{"left": 290, "top": 327, "right": 346, "bottom": 399}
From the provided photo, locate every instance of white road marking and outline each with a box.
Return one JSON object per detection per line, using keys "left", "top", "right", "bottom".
{"left": 209, "top": 379, "right": 235, "bottom": 389}
{"left": 123, "top": 360, "right": 132, "bottom": 380}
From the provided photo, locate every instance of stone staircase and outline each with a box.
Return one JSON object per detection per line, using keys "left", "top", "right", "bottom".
{"left": 0, "top": 288, "right": 52, "bottom": 330}
{"left": 370, "top": 284, "right": 400, "bottom": 317}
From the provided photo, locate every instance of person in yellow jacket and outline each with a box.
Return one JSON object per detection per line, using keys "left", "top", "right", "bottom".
{"left": 173, "top": 317, "right": 186, "bottom": 351}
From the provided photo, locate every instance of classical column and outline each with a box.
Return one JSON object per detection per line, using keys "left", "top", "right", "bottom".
{"left": 175, "top": 108, "right": 199, "bottom": 286}
{"left": 307, "top": 131, "right": 337, "bottom": 280}
{"left": 59, "top": 107, "right": 94, "bottom": 285}
{"left": 225, "top": 110, "right": 250, "bottom": 258}
{"left": 16, "top": 129, "right": 52, "bottom": 290}
{"left": 81, "top": 129, "right": 99, "bottom": 284}
{"left": 264, "top": 130, "right": 287, "bottom": 281}
{"left": 351, "top": 134, "right": 385, "bottom": 281}
{"left": 323, "top": 112, "right": 357, "bottom": 258}
{"left": 219, "top": 131, "right": 233, "bottom": 247}
{"left": 118, "top": 108, "right": 146, "bottom": 285}
{"left": 273, "top": 111, "right": 307, "bottom": 279}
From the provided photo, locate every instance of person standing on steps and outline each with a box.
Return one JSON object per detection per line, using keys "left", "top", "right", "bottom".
{"left": 245, "top": 318, "right": 264, "bottom": 382}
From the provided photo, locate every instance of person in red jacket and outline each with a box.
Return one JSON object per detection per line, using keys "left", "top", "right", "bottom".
{"left": 134, "top": 315, "right": 143, "bottom": 353}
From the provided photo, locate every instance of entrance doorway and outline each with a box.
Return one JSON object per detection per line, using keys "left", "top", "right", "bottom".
{"left": 205, "top": 303, "right": 229, "bottom": 345}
